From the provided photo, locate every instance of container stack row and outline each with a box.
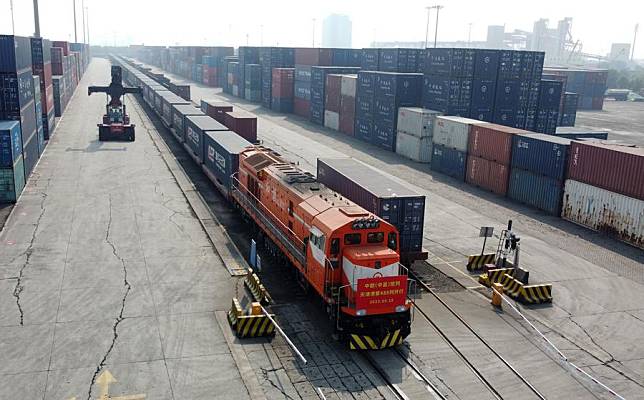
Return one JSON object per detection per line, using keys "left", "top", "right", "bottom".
{"left": 125, "top": 48, "right": 642, "bottom": 250}
{"left": 324, "top": 74, "right": 356, "bottom": 135}
{"left": 0, "top": 36, "right": 88, "bottom": 204}
{"left": 259, "top": 47, "right": 294, "bottom": 109}
{"left": 542, "top": 67, "right": 608, "bottom": 110}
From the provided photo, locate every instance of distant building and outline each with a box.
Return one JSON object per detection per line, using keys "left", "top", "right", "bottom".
{"left": 486, "top": 25, "right": 505, "bottom": 49}
{"left": 322, "top": 14, "right": 352, "bottom": 48}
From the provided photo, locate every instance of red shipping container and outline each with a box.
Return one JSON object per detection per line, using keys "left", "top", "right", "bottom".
{"left": 466, "top": 156, "right": 510, "bottom": 196}
{"left": 468, "top": 123, "right": 527, "bottom": 166}
{"left": 325, "top": 74, "right": 342, "bottom": 113}
{"left": 294, "top": 98, "right": 311, "bottom": 119}
{"left": 224, "top": 111, "right": 258, "bottom": 142}
{"left": 294, "top": 48, "right": 332, "bottom": 66}
{"left": 52, "top": 41, "right": 69, "bottom": 55}
{"left": 339, "top": 94, "right": 355, "bottom": 136}
{"left": 202, "top": 100, "right": 233, "bottom": 124}
{"left": 272, "top": 68, "right": 294, "bottom": 98}
{"left": 568, "top": 141, "right": 644, "bottom": 200}
{"left": 591, "top": 96, "right": 604, "bottom": 110}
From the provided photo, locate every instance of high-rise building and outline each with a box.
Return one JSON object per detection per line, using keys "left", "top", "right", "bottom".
{"left": 322, "top": 14, "right": 352, "bottom": 48}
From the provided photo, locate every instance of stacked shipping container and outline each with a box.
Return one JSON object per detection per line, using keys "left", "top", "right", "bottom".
{"left": 509, "top": 134, "right": 571, "bottom": 214}
{"left": 271, "top": 68, "right": 295, "bottom": 113}
{"left": 543, "top": 68, "right": 607, "bottom": 110}
{"left": 395, "top": 108, "right": 442, "bottom": 163}
{"left": 259, "top": 47, "right": 294, "bottom": 109}
{"left": 562, "top": 141, "right": 643, "bottom": 248}
{"left": 317, "top": 157, "right": 427, "bottom": 262}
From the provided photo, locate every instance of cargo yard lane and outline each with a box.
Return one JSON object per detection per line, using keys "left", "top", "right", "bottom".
{"left": 135, "top": 60, "right": 644, "bottom": 398}
{"left": 0, "top": 58, "right": 252, "bottom": 400}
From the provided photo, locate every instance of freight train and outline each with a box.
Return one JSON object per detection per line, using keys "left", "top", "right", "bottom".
{"left": 114, "top": 57, "right": 413, "bottom": 350}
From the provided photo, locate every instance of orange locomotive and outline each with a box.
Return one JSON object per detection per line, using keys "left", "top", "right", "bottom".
{"left": 231, "top": 146, "right": 412, "bottom": 349}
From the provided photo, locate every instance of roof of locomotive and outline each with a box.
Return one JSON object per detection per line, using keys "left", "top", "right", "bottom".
{"left": 240, "top": 146, "right": 394, "bottom": 234}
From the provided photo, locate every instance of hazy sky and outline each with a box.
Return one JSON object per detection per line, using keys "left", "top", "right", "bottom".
{"left": 2, "top": 0, "right": 642, "bottom": 58}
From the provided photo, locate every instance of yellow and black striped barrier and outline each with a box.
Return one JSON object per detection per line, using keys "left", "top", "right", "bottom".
{"left": 479, "top": 268, "right": 515, "bottom": 287}
{"left": 349, "top": 329, "right": 404, "bottom": 350}
{"left": 466, "top": 253, "right": 496, "bottom": 271}
{"left": 521, "top": 284, "right": 553, "bottom": 304}
{"left": 227, "top": 298, "right": 276, "bottom": 338}
{"left": 244, "top": 270, "right": 272, "bottom": 305}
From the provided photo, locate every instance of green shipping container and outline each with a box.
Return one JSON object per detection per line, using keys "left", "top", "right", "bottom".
{"left": 0, "top": 155, "right": 26, "bottom": 203}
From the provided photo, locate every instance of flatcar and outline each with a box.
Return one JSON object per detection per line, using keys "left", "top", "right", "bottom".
{"left": 231, "top": 146, "right": 412, "bottom": 349}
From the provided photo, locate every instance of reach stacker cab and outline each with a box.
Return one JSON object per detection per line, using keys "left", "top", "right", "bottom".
{"left": 88, "top": 65, "right": 141, "bottom": 141}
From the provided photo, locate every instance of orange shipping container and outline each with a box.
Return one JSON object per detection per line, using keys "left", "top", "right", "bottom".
{"left": 466, "top": 155, "right": 510, "bottom": 195}
{"left": 468, "top": 123, "right": 528, "bottom": 166}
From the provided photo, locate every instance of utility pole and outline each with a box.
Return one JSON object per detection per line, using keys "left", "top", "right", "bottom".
{"left": 424, "top": 7, "right": 432, "bottom": 48}
{"left": 86, "top": 6, "right": 90, "bottom": 46}
{"left": 432, "top": 5, "right": 444, "bottom": 48}
{"left": 33, "top": 0, "right": 41, "bottom": 37}
{"left": 9, "top": 0, "right": 15, "bottom": 34}
{"left": 73, "top": 0, "right": 78, "bottom": 42}
{"left": 632, "top": 24, "right": 639, "bottom": 61}
{"left": 312, "top": 18, "right": 316, "bottom": 47}
{"left": 81, "top": 0, "right": 86, "bottom": 43}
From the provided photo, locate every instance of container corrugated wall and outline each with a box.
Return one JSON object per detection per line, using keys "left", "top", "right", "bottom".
{"left": 562, "top": 180, "right": 643, "bottom": 249}
{"left": 511, "top": 134, "right": 570, "bottom": 181}
{"left": 432, "top": 116, "right": 475, "bottom": 153}
{"left": 568, "top": 141, "right": 644, "bottom": 201}
{"left": 466, "top": 156, "right": 509, "bottom": 195}
{"left": 395, "top": 132, "right": 432, "bottom": 163}
{"left": 431, "top": 144, "right": 466, "bottom": 180}
{"left": 508, "top": 168, "right": 563, "bottom": 215}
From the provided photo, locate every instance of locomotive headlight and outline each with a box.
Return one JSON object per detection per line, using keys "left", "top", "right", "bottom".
{"left": 356, "top": 309, "right": 367, "bottom": 316}
{"left": 395, "top": 305, "right": 407, "bottom": 313}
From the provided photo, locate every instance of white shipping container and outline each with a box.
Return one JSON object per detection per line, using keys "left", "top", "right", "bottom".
{"left": 397, "top": 107, "right": 442, "bottom": 138}
{"left": 324, "top": 111, "right": 340, "bottom": 131}
{"left": 232, "top": 85, "right": 239, "bottom": 97}
{"left": 432, "top": 116, "right": 481, "bottom": 153}
{"left": 340, "top": 74, "right": 357, "bottom": 98}
{"left": 562, "top": 179, "right": 643, "bottom": 249}
{"left": 395, "top": 131, "right": 433, "bottom": 163}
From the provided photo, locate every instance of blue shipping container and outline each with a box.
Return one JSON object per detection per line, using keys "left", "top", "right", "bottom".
{"left": 202, "top": 130, "right": 251, "bottom": 196}
{"left": 373, "top": 120, "right": 396, "bottom": 151}
{"left": 430, "top": 144, "right": 466, "bottom": 181}
{"left": 422, "top": 75, "right": 472, "bottom": 114}
{"left": 424, "top": 48, "right": 475, "bottom": 77}
{"left": 355, "top": 118, "right": 373, "bottom": 142}
{"left": 184, "top": 115, "right": 229, "bottom": 164}
{"left": 22, "top": 131, "right": 39, "bottom": 180}
{"left": 473, "top": 49, "right": 500, "bottom": 80}
{"left": 508, "top": 168, "right": 563, "bottom": 215}
{"left": 375, "top": 73, "right": 422, "bottom": 104}
{"left": 0, "top": 121, "right": 22, "bottom": 167}
{"left": 511, "top": 133, "right": 570, "bottom": 181}
{"left": 0, "top": 155, "right": 26, "bottom": 202}
{"left": 171, "top": 104, "right": 205, "bottom": 143}
{"left": 361, "top": 49, "right": 380, "bottom": 70}
{"left": 0, "top": 35, "right": 32, "bottom": 73}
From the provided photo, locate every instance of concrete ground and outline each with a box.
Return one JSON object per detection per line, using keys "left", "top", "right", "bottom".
{"left": 576, "top": 100, "right": 644, "bottom": 145}
{"left": 0, "top": 58, "right": 252, "bottom": 400}
{"left": 134, "top": 61, "right": 644, "bottom": 399}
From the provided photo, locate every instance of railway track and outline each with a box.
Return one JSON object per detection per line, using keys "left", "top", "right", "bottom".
{"left": 402, "top": 269, "right": 547, "bottom": 400}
